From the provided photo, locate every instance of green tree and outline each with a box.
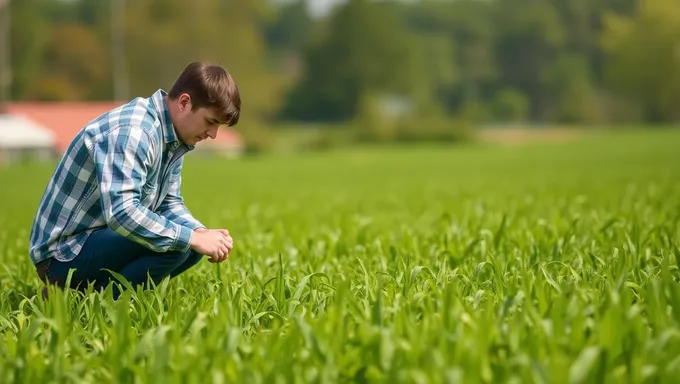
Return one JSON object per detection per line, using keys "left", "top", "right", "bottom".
{"left": 493, "top": 0, "right": 567, "bottom": 121}
{"left": 601, "top": 0, "right": 680, "bottom": 122}
{"left": 401, "top": 0, "right": 495, "bottom": 114}
{"left": 9, "top": 0, "right": 51, "bottom": 100}
{"left": 265, "top": 0, "right": 313, "bottom": 55}
{"left": 541, "top": 53, "right": 597, "bottom": 123}
{"left": 282, "top": 0, "right": 420, "bottom": 122}
{"left": 34, "top": 23, "right": 109, "bottom": 101}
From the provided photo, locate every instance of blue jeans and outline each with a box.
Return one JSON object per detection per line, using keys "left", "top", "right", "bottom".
{"left": 35, "top": 227, "right": 203, "bottom": 298}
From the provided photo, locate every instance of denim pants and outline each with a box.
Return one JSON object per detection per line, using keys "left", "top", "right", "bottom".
{"left": 35, "top": 227, "right": 203, "bottom": 298}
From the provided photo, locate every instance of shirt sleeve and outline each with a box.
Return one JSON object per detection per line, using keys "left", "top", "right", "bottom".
{"left": 91, "top": 124, "right": 194, "bottom": 253}
{"left": 156, "top": 158, "right": 205, "bottom": 231}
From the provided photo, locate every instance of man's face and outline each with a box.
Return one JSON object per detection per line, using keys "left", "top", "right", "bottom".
{"left": 171, "top": 94, "right": 224, "bottom": 146}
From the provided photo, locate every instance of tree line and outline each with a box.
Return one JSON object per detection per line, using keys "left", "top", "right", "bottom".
{"left": 5, "top": 0, "right": 678, "bottom": 133}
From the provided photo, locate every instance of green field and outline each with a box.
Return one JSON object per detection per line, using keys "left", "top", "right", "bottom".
{"left": 1, "top": 129, "right": 679, "bottom": 383}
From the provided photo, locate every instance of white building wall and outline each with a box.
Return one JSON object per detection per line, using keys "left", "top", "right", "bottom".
{"left": 0, "top": 115, "right": 56, "bottom": 166}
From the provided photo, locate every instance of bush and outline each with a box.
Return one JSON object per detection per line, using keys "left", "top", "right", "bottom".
{"left": 239, "top": 120, "right": 278, "bottom": 155}
{"left": 350, "top": 92, "right": 474, "bottom": 145}
{"left": 491, "top": 89, "right": 529, "bottom": 122}
{"left": 394, "top": 115, "right": 474, "bottom": 143}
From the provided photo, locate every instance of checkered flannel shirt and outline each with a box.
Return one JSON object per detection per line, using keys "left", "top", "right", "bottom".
{"left": 29, "top": 89, "right": 205, "bottom": 264}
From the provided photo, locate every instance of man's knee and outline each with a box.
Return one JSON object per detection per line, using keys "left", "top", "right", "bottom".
{"left": 187, "top": 248, "right": 202, "bottom": 260}
{"left": 181, "top": 249, "right": 202, "bottom": 269}
{"left": 168, "top": 249, "right": 203, "bottom": 278}
{"left": 160, "top": 248, "right": 190, "bottom": 261}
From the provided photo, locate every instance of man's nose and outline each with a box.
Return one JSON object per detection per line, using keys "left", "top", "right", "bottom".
{"left": 207, "top": 128, "right": 218, "bottom": 139}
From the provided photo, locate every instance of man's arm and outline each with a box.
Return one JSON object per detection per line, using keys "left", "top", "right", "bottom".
{"left": 91, "top": 124, "right": 194, "bottom": 253}
{"left": 156, "top": 159, "right": 206, "bottom": 231}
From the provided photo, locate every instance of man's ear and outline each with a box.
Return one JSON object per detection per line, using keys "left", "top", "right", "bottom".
{"left": 177, "top": 93, "right": 192, "bottom": 112}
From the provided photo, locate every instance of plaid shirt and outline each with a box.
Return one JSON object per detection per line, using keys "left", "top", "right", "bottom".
{"left": 29, "top": 89, "right": 205, "bottom": 264}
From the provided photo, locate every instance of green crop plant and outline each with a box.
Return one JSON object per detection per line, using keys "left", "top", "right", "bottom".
{"left": 1, "top": 129, "right": 679, "bottom": 383}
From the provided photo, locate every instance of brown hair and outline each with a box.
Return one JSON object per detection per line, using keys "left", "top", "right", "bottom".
{"left": 168, "top": 61, "right": 241, "bottom": 127}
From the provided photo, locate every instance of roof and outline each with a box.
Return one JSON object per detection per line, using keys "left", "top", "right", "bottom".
{"left": 200, "top": 129, "right": 245, "bottom": 149}
{"left": 5, "top": 102, "right": 245, "bottom": 153}
{"left": 5, "top": 102, "right": 122, "bottom": 152}
{"left": 0, "top": 114, "right": 56, "bottom": 149}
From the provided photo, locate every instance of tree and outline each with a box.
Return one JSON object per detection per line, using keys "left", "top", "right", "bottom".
{"left": 9, "top": 0, "right": 51, "bottom": 100}
{"left": 281, "top": 0, "right": 420, "bottom": 122}
{"left": 493, "top": 0, "right": 567, "bottom": 121}
{"left": 401, "top": 0, "right": 493, "bottom": 114}
{"left": 34, "top": 23, "right": 109, "bottom": 101}
{"left": 601, "top": 0, "right": 680, "bottom": 122}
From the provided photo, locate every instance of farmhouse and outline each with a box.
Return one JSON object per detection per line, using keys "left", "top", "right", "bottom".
{"left": 0, "top": 101, "right": 244, "bottom": 166}
{"left": 0, "top": 114, "right": 56, "bottom": 166}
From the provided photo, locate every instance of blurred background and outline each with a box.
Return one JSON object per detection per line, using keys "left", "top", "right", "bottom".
{"left": 0, "top": 0, "right": 676, "bottom": 165}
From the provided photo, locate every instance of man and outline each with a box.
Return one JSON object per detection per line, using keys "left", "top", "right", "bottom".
{"left": 29, "top": 61, "right": 240, "bottom": 298}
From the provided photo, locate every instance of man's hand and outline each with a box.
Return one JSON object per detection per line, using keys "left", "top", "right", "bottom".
{"left": 189, "top": 228, "right": 233, "bottom": 263}
{"left": 209, "top": 229, "right": 234, "bottom": 263}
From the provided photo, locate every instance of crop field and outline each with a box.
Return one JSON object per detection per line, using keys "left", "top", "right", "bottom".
{"left": 0, "top": 129, "right": 679, "bottom": 383}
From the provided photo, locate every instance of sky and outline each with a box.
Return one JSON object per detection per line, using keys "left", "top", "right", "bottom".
{"left": 271, "top": 0, "right": 348, "bottom": 18}
{"left": 54, "top": 0, "right": 350, "bottom": 19}
{"left": 307, "top": 0, "right": 346, "bottom": 17}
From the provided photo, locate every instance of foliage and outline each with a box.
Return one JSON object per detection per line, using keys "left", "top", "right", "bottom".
{"left": 281, "top": 0, "right": 418, "bottom": 122}
{"left": 601, "top": 0, "right": 680, "bottom": 121}
{"left": 1, "top": 130, "right": 680, "bottom": 381}
{"left": 7, "top": 0, "right": 680, "bottom": 142}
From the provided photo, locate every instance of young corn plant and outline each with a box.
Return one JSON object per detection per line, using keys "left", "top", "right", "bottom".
{"left": 1, "top": 131, "right": 679, "bottom": 382}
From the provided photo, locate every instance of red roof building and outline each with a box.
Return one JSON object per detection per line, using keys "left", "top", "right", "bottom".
{"left": 4, "top": 102, "right": 245, "bottom": 156}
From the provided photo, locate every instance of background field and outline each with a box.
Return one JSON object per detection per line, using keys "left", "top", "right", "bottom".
{"left": 0, "top": 129, "right": 679, "bottom": 382}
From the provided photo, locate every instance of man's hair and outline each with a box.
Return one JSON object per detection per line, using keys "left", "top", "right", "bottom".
{"left": 168, "top": 61, "right": 241, "bottom": 127}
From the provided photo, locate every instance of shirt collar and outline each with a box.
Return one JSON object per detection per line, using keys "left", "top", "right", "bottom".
{"left": 149, "top": 89, "right": 194, "bottom": 151}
